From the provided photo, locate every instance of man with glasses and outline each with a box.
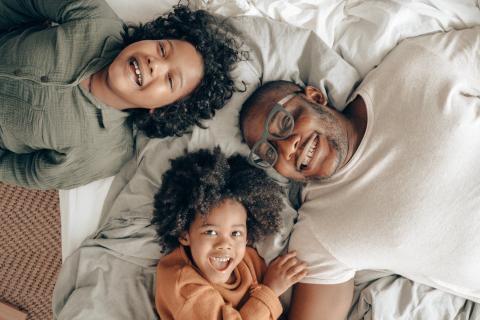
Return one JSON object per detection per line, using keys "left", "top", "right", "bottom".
{"left": 239, "top": 27, "right": 480, "bottom": 320}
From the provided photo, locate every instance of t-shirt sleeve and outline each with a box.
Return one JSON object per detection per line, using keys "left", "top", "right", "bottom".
{"left": 176, "top": 282, "right": 281, "bottom": 320}
{"left": 402, "top": 26, "right": 480, "bottom": 82}
{"left": 288, "top": 213, "right": 355, "bottom": 284}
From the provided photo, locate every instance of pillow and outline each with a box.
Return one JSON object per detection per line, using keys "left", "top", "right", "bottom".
{"left": 105, "top": 0, "right": 179, "bottom": 23}
{"left": 250, "top": 0, "right": 347, "bottom": 47}
{"left": 189, "top": 15, "right": 361, "bottom": 161}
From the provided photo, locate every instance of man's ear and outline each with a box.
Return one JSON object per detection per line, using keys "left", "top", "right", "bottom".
{"left": 304, "top": 86, "right": 327, "bottom": 105}
{"left": 179, "top": 232, "right": 190, "bottom": 246}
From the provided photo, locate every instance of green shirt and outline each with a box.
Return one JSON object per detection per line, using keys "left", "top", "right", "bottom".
{"left": 0, "top": 0, "right": 134, "bottom": 189}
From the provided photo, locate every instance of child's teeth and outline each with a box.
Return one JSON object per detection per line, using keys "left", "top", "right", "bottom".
{"left": 132, "top": 60, "right": 142, "bottom": 85}
{"left": 210, "top": 257, "right": 231, "bottom": 270}
{"left": 213, "top": 257, "right": 230, "bottom": 262}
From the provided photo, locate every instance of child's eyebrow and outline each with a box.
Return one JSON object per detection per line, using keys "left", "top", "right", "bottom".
{"left": 200, "top": 223, "right": 218, "bottom": 228}
{"left": 200, "top": 223, "right": 246, "bottom": 228}
{"left": 232, "top": 224, "right": 247, "bottom": 229}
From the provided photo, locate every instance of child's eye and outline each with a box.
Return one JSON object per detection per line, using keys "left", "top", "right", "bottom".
{"left": 231, "top": 231, "right": 243, "bottom": 237}
{"left": 168, "top": 73, "right": 173, "bottom": 90}
{"left": 204, "top": 230, "right": 217, "bottom": 236}
{"left": 159, "top": 41, "right": 166, "bottom": 57}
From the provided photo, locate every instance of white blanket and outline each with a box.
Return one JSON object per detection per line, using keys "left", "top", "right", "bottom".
{"left": 56, "top": 1, "right": 480, "bottom": 319}
{"left": 60, "top": 0, "right": 480, "bottom": 261}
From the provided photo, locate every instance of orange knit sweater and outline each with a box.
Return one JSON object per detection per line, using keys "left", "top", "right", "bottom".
{"left": 155, "top": 246, "right": 283, "bottom": 319}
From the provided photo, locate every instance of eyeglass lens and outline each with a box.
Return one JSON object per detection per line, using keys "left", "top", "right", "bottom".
{"left": 252, "top": 108, "right": 294, "bottom": 166}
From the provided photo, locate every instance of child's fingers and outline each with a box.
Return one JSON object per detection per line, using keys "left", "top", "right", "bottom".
{"left": 275, "top": 251, "right": 297, "bottom": 266}
{"left": 278, "top": 256, "right": 299, "bottom": 271}
{"left": 286, "top": 261, "right": 307, "bottom": 278}
{"left": 277, "top": 251, "right": 297, "bottom": 264}
{"left": 286, "top": 264, "right": 307, "bottom": 284}
{"left": 291, "top": 269, "right": 308, "bottom": 283}
{"left": 280, "top": 254, "right": 307, "bottom": 271}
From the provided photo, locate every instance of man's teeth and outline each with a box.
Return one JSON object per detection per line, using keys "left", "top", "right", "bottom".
{"left": 301, "top": 136, "right": 318, "bottom": 167}
{"left": 132, "top": 59, "right": 143, "bottom": 86}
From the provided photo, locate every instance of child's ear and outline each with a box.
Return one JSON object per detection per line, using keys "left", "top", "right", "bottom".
{"left": 179, "top": 232, "right": 190, "bottom": 246}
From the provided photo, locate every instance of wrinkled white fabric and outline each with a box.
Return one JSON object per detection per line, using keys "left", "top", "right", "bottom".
{"left": 61, "top": 0, "right": 480, "bottom": 263}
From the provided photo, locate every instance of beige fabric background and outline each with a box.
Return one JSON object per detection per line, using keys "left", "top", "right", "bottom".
{"left": 0, "top": 182, "right": 61, "bottom": 320}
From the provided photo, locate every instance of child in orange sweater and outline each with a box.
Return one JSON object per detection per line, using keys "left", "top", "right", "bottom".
{"left": 152, "top": 148, "right": 307, "bottom": 320}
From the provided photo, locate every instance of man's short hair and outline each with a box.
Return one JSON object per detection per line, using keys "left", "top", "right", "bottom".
{"left": 238, "top": 80, "right": 301, "bottom": 141}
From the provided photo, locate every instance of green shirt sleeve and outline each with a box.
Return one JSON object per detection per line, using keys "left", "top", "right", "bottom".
{"left": 0, "top": 142, "right": 133, "bottom": 190}
{"left": 0, "top": 0, "right": 119, "bottom": 33}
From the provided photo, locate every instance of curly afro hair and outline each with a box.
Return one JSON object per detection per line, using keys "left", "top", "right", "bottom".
{"left": 122, "top": 4, "right": 243, "bottom": 138}
{"left": 152, "top": 147, "right": 284, "bottom": 254}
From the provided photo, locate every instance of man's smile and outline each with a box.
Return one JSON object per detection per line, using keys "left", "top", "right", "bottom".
{"left": 297, "top": 133, "right": 319, "bottom": 171}
{"left": 296, "top": 132, "right": 331, "bottom": 174}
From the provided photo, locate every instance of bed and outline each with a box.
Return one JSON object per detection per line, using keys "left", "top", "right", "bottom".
{"left": 54, "top": 0, "right": 480, "bottom": 319}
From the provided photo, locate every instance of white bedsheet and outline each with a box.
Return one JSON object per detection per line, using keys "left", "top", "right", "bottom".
{"left": 59, "top": 0, "right": 480, "bottom": 260}
{"left": 59, "top": 177, "right": 113, "bottom": 260}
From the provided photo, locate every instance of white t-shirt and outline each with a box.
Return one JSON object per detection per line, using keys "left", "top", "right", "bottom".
{"left": 290, "top": 27, "right": 480, "bottom": 302}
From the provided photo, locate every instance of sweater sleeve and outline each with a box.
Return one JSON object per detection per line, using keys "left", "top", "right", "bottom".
{"left": 0, "top": 0, "right": 118, "bottom": 33}
{"left": 0, "top": 142, "right": 132, "bottom": 189}
{"left": 176, "top": 285, "right": 282, "bottom": 320}
{"left": 239, "top": 284, "right": 283, "bottom": 319}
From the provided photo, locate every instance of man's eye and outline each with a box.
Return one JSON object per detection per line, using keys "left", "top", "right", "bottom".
{"left": 274, "top": 114, "right": 293, "bottom": 137}
{"left": 231, "top": 231, "right": 243, "bottom": 237}
{"left": 281, "top": 115, "right": 293, "bottom": 131}
{"left": 265, "top": 147, "right": 276, "bottom": 162}
{"left": 159, "top": 41, "right": 166, "bottom": 57}
{"left": 269, "top": 112, "right": 293, "bottom": 137}
{"left": 204, "top": 230, "right": 217, "bottom": 236}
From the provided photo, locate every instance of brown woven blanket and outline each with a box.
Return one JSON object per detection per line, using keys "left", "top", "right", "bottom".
{"left": 0, "top": 182, "right": 61, "bottom": 320}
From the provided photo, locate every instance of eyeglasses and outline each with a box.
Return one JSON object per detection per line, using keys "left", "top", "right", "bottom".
{"left": 248, "top": 93, "right": 297, "bottom": 169}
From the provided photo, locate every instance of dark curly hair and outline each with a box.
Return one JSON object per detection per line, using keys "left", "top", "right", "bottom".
{"left": 152, "top": 147, "right": 284, "bottom": 254}
{"left": 122, "top": 4, "right": 243, "bottom": 138}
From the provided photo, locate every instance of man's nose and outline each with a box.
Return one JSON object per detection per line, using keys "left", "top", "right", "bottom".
{"left": 277, "top": 134, "right": 301, "bottom": 161}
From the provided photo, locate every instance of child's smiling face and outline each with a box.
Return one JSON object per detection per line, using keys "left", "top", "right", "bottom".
{"left": 180, "top": 199, "right": 247, "bottom": 284}
{"left": 107, "top": 39, "right": 204, "bottom": 109}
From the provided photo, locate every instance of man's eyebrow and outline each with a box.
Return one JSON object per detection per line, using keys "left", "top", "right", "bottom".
{"left": 168, "top": 40, "right": 183, "bottom": 89}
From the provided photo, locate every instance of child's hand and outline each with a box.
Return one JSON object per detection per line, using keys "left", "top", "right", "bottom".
{"left": 263, "top": 251, "right": 307, "bottom": 296}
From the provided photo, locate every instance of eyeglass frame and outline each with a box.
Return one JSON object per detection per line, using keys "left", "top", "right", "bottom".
{"left": 247, "top": 93, "right": 298, "bottom": 169}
